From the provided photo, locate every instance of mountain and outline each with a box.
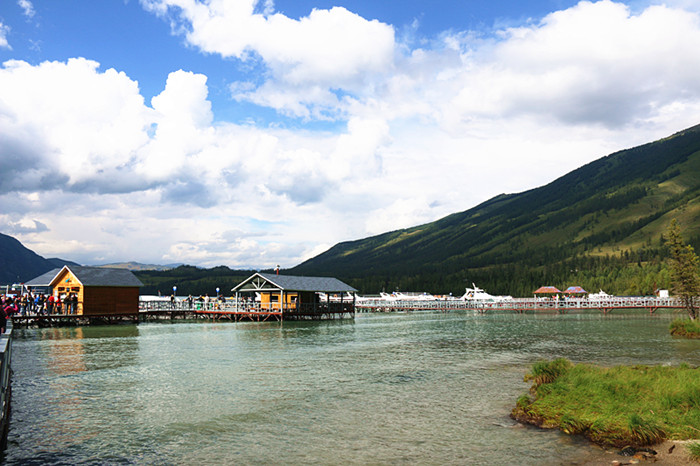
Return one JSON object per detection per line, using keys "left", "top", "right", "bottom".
{"left": 0, "top": 233, "right": 79, "bottom": 284}
{"left": 291, "top": 124, "right": 700, "bottom": 296}
{"left": 133, "top": 265, "right": 258, "bottom": 296}
{"left": 96, "top": 262, "right": 180, "bottom": 271}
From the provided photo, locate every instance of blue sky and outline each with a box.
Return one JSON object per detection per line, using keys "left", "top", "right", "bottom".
{"left": 1, "top": 0, "right": 699, "bottom": 268}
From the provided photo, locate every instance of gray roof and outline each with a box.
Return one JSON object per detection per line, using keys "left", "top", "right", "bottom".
{"left": 53, "top": 266, "right": 143, "bottom": 287}
{"left": 233, "top": 272, "right": 356, "bottom": 293}
{"left": 25, "top": 268, "right": 61, "bottom": 287}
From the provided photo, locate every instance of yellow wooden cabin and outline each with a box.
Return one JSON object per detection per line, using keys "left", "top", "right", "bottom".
{"left": 232, "top": 272, "right": 357, "bottom": 319}
{"left": 48, "top": 266, "right": 143, "bottom": 316}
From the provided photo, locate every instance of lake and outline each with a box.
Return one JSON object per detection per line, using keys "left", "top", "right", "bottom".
{"left": 4, "top": 311, "right": 699, "bottom": 464}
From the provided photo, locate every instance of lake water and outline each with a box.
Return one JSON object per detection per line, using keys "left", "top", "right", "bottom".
{"left": 4, "top": 311, "right": 700, "bottom": 465}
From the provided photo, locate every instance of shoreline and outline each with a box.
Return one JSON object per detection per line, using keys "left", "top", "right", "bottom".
{"left": 512, "top": 359, "right": 700, "bottom": 464}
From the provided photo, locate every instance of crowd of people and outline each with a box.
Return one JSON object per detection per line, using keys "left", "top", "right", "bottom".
{"left": 169, "top": 294, "right": 227, "bottom": 310}
{"left": 0, "top": 291, "right": 80, "bottom": 329}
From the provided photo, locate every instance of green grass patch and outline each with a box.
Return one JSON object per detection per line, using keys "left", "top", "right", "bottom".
{"left": 670, "top": 318, "right": 700, "bottom": 338}
{"left": 688, "top": 442, "right": 700, "bottom": 461}
{"left": 512, "top": 359, "right": 700, "bottom": 448}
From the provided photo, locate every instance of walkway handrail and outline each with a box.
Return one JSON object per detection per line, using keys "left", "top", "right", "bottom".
{"left": 0, "top": 320, "right": 13, "bottom": 450}
{"left": 138, "top": 299, "right": 353, "bottom": 314}
{"left": 355, "top": 296, "right": 690, "bottom": 312}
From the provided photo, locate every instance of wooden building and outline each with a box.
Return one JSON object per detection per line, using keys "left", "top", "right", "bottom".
{"left": 232, "top": 272, "right": 357, "bottom": 320}
{"left": 46, "top": 266, "right": 143, "bottom": 316}
{"left": 24, "top": 268, "right": 61, "bottom": 296}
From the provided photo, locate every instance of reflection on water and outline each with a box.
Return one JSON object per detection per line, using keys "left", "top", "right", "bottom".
{"left": 5, "top": 312, "right": 700, "bottom": 464}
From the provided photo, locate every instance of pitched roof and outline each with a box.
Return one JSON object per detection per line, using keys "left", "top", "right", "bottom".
{"left": 52, "top": 266, "right": 143, "bottom": 287}
{"left": 233, "top": 272, "right": 356, "bottom": 293}
{"left": 25, "top": 268, "right": 61, "bottom": 286}
{"left": 534, "top": 286, "right": 561, "bottom": 294}
{"left": 564, "top": 286, "right": 588, "bottom": 294}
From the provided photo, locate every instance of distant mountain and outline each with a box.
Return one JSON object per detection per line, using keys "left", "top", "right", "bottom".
{"left": 96, "top": 262, "right": 180, "bottom": 271}
{"left": 47, "top": 258, "right": 81, "bottom": 269}
{"left": 0, "top": 233, "right": 79, "bottom": 284}
{"left": 133, "top": 265, "right": 258, "bottom": 296}
{"left": 291, "top": 124, "right": 700, "bottom": 296}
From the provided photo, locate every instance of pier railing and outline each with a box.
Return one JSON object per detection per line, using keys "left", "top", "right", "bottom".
{"left": 0, "top": 321, "right": 12, "bottom": 450}
{"left": 356, "top": 296, "right": 688, "bottom": 314}
{"left": 139, "top": 299, "right": 355, "bottom": 318}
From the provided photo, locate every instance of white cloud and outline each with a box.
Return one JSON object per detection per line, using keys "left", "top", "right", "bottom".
{"left": 365, "top": 198, "right": 436, "bottom": 235}
{"left": 443, "top": 1, "right": 700, "bottom": 128}
{"left": 17, "top": 0, "right": 35, "bottom": 18}
{"left": 5, "top": 1, "right": 700, "bottom": 270}
{"left": 141, "top": 0, "right": 395, "bottom": 117}
{"left": 0, "top": 23, "right": 10, "bottom": 50}
{"left": 141, "top": 1, "right": 395, "bottom": 84}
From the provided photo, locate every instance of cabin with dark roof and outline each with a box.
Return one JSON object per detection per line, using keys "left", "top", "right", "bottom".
{"left": 24, "top": 268, "right": 61, "bottom": 295}
{"left": 232, "top": 272, "right": 356, "bottom": 320}
{"left": 48, "top": 266, "right": 143, "bottom": 316}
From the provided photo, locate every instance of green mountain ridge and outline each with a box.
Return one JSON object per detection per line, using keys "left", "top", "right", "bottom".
{"left": 291, "top": 124, "right": 700, "bottom": 296}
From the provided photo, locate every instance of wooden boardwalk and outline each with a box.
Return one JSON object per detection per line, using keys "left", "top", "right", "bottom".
{"left": 140, "top": 300, "right": 354, "bottom": 321}
{"left": 11, "top": 313, "right": 139, "bottom": 327}
{"left": 11, "top": 300, "right": 354, "bottom": 328}
{"left": 356, "top": 296, "right": 688, "bottom": 315}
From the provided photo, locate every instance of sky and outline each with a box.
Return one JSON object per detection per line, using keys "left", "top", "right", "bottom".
{"left": 2, "top": 0, "right": 700, "bottom": 269}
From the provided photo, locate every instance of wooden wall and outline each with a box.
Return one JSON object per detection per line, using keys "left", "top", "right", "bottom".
{"left": 53, "top": 269, "right": 84, "bottom": 311}
{"left": 82, "top": 287, "right": 140, "bottom": 316}
{"left": 260, "top": 291, "right": 299, "bottom": 310}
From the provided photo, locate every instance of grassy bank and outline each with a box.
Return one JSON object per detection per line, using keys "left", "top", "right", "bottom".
{"left": 512, "top": 359, "right": 700, "bottom": 451}
{"left": 670, "top": 318, "right": 700, "bottom": 338}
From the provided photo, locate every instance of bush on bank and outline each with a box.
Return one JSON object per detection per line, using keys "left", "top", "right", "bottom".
{"left": 512, "top": 359, "right": 700, "bottom": 449}
{"left": 670, "top": 318, "right": 700, "bottom": 338}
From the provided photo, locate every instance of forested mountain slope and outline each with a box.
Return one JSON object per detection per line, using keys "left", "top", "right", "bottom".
{"left": 0, "top": 233, "right": 78, "bottom": 284}
{"left": 291, "top": 124, "right": 700, "bottom": 296}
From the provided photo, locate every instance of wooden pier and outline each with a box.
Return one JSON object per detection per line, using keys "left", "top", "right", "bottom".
{"left": 11, "top": 313, "right": 139, "bottom": 328}
{"left": 140, "top": 300, "right": 354, "bottom": 322}
{"left": 356, "top": 296, "right": 688, "bottom": 315}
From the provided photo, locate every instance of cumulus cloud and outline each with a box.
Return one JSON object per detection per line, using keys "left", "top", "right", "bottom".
{"left": 445, "top": 1, "right": 700, "bottom": 128}
{"left": 0, "top": 58, "right": 153, "bottom": 193}
{"left": 5, "top": 1, "right": 700, "bottom": 269}
{"left": 141, "top": 0, "right": 395, "bottom": 117}
{"left": 1, "top": 218, "right": 48, "bottom": 235}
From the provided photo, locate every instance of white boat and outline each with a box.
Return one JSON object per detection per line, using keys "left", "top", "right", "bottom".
{"left": 460, "top": 284, "right": 512, "bottom": 302}
{"left": 379, "top": 291, "right": 438, "bottom": 301}
{"left": 588, "top": 290, "right": 612, "bottom": 300}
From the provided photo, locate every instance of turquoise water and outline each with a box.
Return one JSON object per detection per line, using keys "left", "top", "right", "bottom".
{"left": 5, "top": 311, "right": 700, "bottom": 464}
